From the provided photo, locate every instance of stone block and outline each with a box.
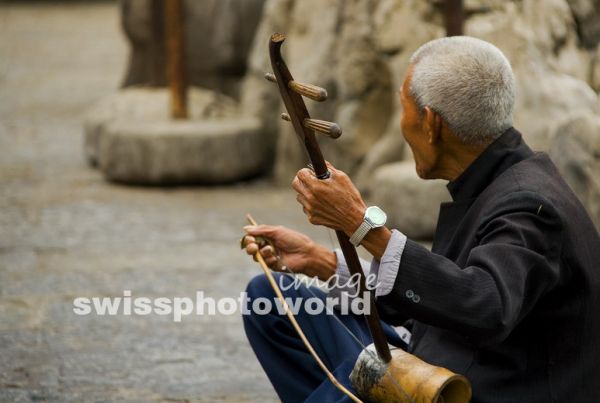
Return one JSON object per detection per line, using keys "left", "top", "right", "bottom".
{"left": 98, "top": 118, "right": 265, "bottom": 184}
{"left": 84, "top": 87, "right": 271, "bottom": 184}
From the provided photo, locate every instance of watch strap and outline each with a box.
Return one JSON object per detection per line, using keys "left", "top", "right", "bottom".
{"left": 349, "top": 220, "right": 372, "bottom": 246}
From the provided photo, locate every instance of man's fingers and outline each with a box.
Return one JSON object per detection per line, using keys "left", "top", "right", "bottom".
{"left": 246, "top": 244, "right": 259, "bottom": 256}
{"left": 296, "top": 168, "right": 316, "bottom": 186}
{"left": 244, "top": 224, "right": 278, "bottom": 237}
{"left": 243, "top": 235, "right": 256, "bottom": 247}
{"left": 260, "top": 245, "right": 274, "bottom": 258}
{"left": 294, "top": 168, "right": 319, "bottom": 194}
{"left": 264, "top": 256, "right": 279, "bottom": 268}
{"left": 296, "top": 193, "right": 308, "bottom": 208}
{"left": 247, "top": 242, "right": 279, "bottom": 262}
{"left": 291, "top": 175, "right": 306, "bottom": 195}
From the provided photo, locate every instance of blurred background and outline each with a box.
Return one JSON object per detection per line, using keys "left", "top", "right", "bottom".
{"left": 1, "top": 0, "right": 599, "bottom": 401}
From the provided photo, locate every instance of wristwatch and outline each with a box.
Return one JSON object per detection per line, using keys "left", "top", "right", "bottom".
{"left": 349, "top": 206, "right": 387, "bottom": 246}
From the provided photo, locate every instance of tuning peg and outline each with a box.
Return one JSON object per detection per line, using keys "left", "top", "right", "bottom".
{"left": 289, "top": 81, "right": 328, "bottom": 102}
{"left": 264, "top": 72, "right": 328, "bottom": 102}
{"left": 280, "top": 113, "right": 342, "bottom": 139}
{"left": 264, "top": 72, "right": 277, "bottom": 83}
{"left": 304, "top": 118, "right": 341, "bottom": 139}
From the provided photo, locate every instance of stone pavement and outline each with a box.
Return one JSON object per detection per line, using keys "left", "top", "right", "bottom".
{"left": 0, "top": 2, "right": 337, "bottom": 401}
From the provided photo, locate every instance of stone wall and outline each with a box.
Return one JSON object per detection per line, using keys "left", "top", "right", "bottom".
{"left": 241, "top": 0, "right": 600, "bottom": 237}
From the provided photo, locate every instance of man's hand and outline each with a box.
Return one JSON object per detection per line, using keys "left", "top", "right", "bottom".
{"left": 292, "top": 161, "right": 366, "bottom": 236}
{"left": 242, "top": 225, "right": 337, "bottom": 281}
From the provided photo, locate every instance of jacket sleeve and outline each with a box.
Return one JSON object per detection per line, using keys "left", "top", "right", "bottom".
{"left": 376, "top": 190, "right": 564, "bottom": 346}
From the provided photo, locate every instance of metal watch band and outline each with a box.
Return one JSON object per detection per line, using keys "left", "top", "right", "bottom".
{"left": 349, "top": 221, "right": 373, "bottom": 246}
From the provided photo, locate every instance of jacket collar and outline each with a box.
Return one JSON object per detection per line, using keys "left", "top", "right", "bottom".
{"left": 446, "top": 127, "right": 533, "bottom": 202}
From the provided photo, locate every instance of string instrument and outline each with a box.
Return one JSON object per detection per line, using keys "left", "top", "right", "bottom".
{"left": 259, "top": 32, "right": 471, "bottom": 403}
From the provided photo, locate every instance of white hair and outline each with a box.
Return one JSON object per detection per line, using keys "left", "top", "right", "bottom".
{"left": 409, "top": 36, "right": 515, "bottom": 144}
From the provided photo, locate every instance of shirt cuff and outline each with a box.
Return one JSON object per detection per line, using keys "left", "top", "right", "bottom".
{"left": 370, "top": 229, "right": 407, "bottom": 298}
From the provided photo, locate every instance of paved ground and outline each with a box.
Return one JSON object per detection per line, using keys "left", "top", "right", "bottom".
{"left": 0, "top": 2, "right": 339, "bottom": 401}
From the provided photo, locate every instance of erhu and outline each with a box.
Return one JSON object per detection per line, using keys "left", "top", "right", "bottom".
{"left": 257, "top": 32, "right": 471, "bottom": 403}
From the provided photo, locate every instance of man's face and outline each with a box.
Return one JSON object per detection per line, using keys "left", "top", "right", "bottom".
{"left": 399, "top": 68, "right": 439, "bottom": 179}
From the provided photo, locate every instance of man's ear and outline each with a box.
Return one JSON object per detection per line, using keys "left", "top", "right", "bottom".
{"left": 424, "top": 106, "right": 442, "bottom": 144}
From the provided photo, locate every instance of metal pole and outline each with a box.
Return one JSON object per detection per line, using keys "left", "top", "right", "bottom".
{"left": 164, "top": 0, "right": 188, "bottom": 119}
{"left": 444, "top": 0, "right": 464, "bottom": 37}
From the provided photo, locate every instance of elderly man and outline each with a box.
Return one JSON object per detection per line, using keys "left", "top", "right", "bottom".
{"left": 241, "top": 36, "right": 600, "bottom": 402}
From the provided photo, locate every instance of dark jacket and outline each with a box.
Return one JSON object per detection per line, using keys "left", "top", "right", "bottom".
{"left": 377, "top": 128, "right": 600, "bottom": 402}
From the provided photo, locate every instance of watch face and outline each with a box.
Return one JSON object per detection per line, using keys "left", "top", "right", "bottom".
{"left": 366, "top": 206, "right": 387, "bottom": 227}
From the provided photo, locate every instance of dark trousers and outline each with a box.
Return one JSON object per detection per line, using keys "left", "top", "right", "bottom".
{"left": 243, "top": 273, "right": 403, "bottom": 403}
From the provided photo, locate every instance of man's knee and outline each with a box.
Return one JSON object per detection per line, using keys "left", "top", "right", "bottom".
{"left": 245, "top": 273, "right": 277, "bottom": 301}
{"left": 245, "top": 272, "right": 302, "bottom": 299}
{"left": 243, "top": 273, "right": 286, "bottom": 334}
{"left": 243, "top": 273, "right": 281, "bottom": 327}
{"left": 243, "top": 273, "right": 304, "bottom": 324}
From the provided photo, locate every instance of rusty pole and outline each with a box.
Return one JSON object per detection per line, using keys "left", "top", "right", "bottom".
{"left": 444, "top": 0, "right": 464, "bottom": 37}
{"left": 164, "top": 0, "right": 188, "bottom": 119}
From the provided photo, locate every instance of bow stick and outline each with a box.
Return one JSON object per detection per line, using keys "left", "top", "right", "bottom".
{"left": 266, "top": 32, "right": 392, "bottom": 364}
